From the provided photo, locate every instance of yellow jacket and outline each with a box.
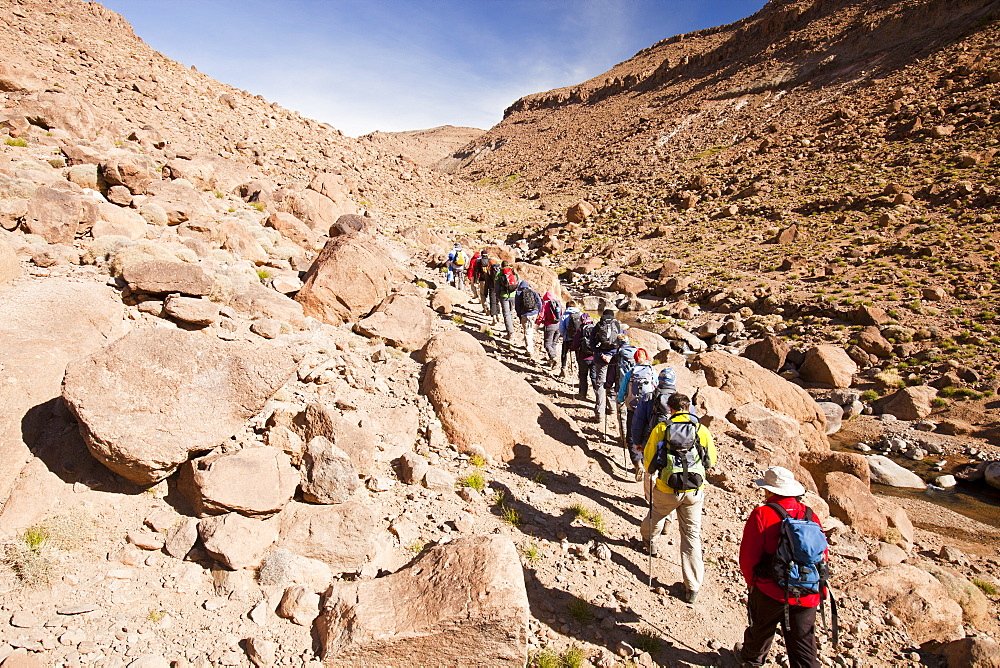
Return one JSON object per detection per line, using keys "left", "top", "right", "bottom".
{"left": 644, "top": 412, "right": 717, "bottom": 493}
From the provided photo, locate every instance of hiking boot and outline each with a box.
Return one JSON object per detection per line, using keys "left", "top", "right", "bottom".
{"left": 633, "top": 465, "right": 644, "bottom": 483}
{"left": 682, "top": 588, "right": 699, "bottom": 604}
{"left": 635, "top": 538, "right": 659, "bottom": 557}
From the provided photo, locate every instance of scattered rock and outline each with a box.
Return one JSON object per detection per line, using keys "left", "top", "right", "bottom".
{"left": 180, "top": 447, "right": 298, "bottom": 517}
{"left": 300, "top": 436, "right": 361, "bottom": 504}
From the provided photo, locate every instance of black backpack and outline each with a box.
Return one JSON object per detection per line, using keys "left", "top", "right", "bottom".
{"left": 564, "top": 311, "right": 583, "bottom": 340}
{"left": 592, "top": 318, "right": 621, "bottom": 352}
{"left": 520, "top": 287, "right": 540, "bottom": 312}
{"left": 647, "top": 413, "right": 707, "bottom": 492}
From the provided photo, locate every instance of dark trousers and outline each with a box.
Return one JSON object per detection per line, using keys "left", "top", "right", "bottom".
{"left": 560, "top": 341, "right": 572, "bottom": 368}
{"left": 576, "top": 356, "right": 592, "bottom": 398}
{"left": 740, "top": 586, "right": 819, "bottom": 668}
{"left": 542, "top": 325, "right": 560, "bottom": 362}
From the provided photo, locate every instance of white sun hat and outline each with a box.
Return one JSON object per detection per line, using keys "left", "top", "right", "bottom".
{"left": 754, "top": 466, "right": 806, "bottom": 497}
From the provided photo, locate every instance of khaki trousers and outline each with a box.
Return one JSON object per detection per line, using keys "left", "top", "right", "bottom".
{"left": 640, "top": 486, "right": 705, "bottom": 592}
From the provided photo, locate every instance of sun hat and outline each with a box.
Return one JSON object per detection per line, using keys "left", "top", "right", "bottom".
{"left": 754, "top": 466, "right": 806, "bottom": 497}
{"left": 657, "top": 368, "right": 676, "bottom": 388}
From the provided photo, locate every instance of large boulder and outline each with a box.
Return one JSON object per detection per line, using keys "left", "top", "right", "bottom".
{"left": 179, "top": 447, "right": 298, "bottom": 517}
{"left": 940, "top": 637, "right": 1000, "bottom": 668}
{"left": 15, "top": 92, "right": 101, "bottom": 137}
{"left": 296, "top": 235, "right": 409, "bottom": 325}
{"left": 514, "top": 263, "right": 562, "bottom": 299}
{"left": 198, "top": 513, "right": 280, "bottom": 570}
{"left": 420, "top": 331, "right": 486, "bottom": 364}
{"left": 277, "top": 501, "right": 380, "bottom": 573}
{"left": 300, "top": 436, "right": 360, "bottom": 504}
{"left": 691, "top": 352, "right": 827, "bottom": 452}
{"left": 22, "top": 186, "right": 96, "bottom": 243}
{"left": 121, "top": 260, "right": 213, "bottom": 296}
{"left": 920, "top": 563, "right": 992, "bottom": 627}
{"left": 299, "top": 402, "right": 376, "bottom": 476}
{"left": 566, "top": 200, "right": 595, "bottom": 223}
{"left": 430, "top": 286, "right": 470, "bottom": 314}
{"left": 626, "top": 328, "right": 669, "bottom": 360}
{"left": 799, "top": 451, "right": 871, "bottom": 496}
{"left": 727, "top": 403, "right": 800, "bottom": 448}
{"left": 798, "top": 345, "right": 857, "bottom": 388}
{"left": 423, "top": 352, "right": 588, "bottom": 472}
{"left": 277, "top": 186, "right": 357, "bottom": 231}
{"left": 92, "top": 203, "right": 147, "bottom": 240}
{"left": 867, "top": 455, "right": 926, "bottom": 489}
{"left": 741, "top": 336, "right": 790, "bottom": 372}
{"left": 265, "top": 212, "right": 315, "bottom": 249}
{"left": 823, "top": 472, "right": 887, "bottom": 538}
{"left": 0, "top": 280, "right": 124, "bottom": 532}
{"left": 62, "top": 329, "right": 296, "bottom": 485}
{"left": 881, "top": 386, "right": 938, "bottom": 421}
{"left": 849, "top": 564, "right": 963, "bottom": 644}
{"left": 100, "top": 150, "right": 160, "bottom": 194}
{"left": 143, "top": 180, "right": 213, "bottom": 225}
{"left": 354, "top": 293, "right": 434, "bottom": 351}
{"left": 316, "top": 536, "right": 528, "bottom": 666}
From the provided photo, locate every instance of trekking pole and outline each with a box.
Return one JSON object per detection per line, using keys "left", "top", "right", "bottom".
{"left": 647, "top": 475, "right": 654, "bottom": 591}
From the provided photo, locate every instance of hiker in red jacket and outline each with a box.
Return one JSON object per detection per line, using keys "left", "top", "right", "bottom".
{"left": 737, "top": 466, "right": 824, "bottom": 668}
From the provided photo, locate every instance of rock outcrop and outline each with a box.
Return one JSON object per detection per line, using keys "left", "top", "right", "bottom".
{"left": 316, "top": 536, "right": 528, "bottom": 666}
{"left": 850, "top": 564, "right": 963, "bottom": 644}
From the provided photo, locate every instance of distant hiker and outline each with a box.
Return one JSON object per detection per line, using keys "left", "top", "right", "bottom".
{"left": 466, "top": 250, "right": 481, "bottom": 298}
{"left": 536, "top": 290, "right": 563, "bottom": 368}
{"left": 446, "top": 243, "right": 466, "bottom": 291}
{"left": 589, "top": 309, "right": 623, "bottom": 422}
{"left": 495, "top": 260, "right": 519, "bottom": 340}
{"left": 737, "top": 467, "right": 829, "bottom": 668}
{"left": 616, "top": 347, "right": 655, "bottom": 476}
{"left": 471, "top": 250, "right": 493, "bottom": 314}
{"left": 568, "top": 312, "right": 595, "bottom": 399}
{"left": 514, "top": 280, "right": 542, "bottom": 356}
{"left": 558, "top": 300, "right": 583, "bottom": 375}
{"left": 642, "top": 392, "right": 716, "bottom": 604}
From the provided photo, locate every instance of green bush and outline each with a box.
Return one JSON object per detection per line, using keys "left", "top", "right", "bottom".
{"left": 459, "top": 470, "right": 487, "bottom": 492}
{"left": 4, "top": 137, "right": 28, "bottom": 147}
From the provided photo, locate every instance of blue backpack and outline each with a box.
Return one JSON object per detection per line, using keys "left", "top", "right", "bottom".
{"left": 757, "top": 503, "right": 837, "bottom": 645}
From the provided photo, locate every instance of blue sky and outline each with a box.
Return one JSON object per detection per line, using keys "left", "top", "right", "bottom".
{"left": 98, "top": 0, "right": 767, "bottom": 137}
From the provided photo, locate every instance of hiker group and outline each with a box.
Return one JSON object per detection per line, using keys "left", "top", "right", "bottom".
{"left": 445, "top": 245, "right": 833, "bottom": 667}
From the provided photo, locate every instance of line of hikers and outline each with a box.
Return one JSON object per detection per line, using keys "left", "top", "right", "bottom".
{"left": 446, "top": 244, "right": 832, "bottom": 667}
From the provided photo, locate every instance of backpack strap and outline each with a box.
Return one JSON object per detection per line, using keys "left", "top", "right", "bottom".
{"left": 765, "top": 502, "right": 790, "bottom": 520}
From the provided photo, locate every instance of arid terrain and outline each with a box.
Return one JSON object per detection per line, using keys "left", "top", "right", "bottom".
{"left": 0, "top": 0, "right": 999, "bottom": 667}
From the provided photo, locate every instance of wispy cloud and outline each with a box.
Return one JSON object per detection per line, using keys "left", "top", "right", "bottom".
{"left": 98, "top": 0, "right": 766, "bottom": 136}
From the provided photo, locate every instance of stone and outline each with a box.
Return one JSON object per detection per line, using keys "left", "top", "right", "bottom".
{"left": 727, "top": 403, "right": 800, "bottom": 448}
{"left": 817, "top": 402, "right": 843, "bottom": 434}
{"left": 277, "top": 585, "right": 321, "bottom": 627}
{"left": 935, "top": 474, "right": 957, "bottom": 488}
{"left": 107, "top": 185, "right": 133, "bottom": 206}
{"left": 867, "top": 455, "right": 926, "bottom": 489}
{"left": 245, "top": 637, "right": 277, "bottom": 668}
{"left": 661, "top": 325, "right": 706, "bottom": 352}
{"left": 691, "top": 352, "right": 828, "bottom": 452}
{"left": 987, "top": 462, "right": 1000, "bottom": 491}
{"left": 611, "top": 274, "right": 647, "bottom": 295}
{"left": 419, "top": 331, "right": 486, "bottom": 364}
{"left": 858, "top": 327, "right": 893, "bottom": 357}
{"left": 15, "top": 92, "right": 100, "bottom": 137}
{"left": 0, "top": 238, "right": 21, "bottom": 284}
{"left": 398, "top": 452, "right": 429, "bottom": 485}
{"left": 62, "top": 328, "right": 296, "bottom": 484}
{"left": 301, "top": 436, "right": 360, "bottom": 504}
{"left": 22, "top": 186, "right": 95, "bottom": 243}
{"left": 921, "top": 563, "right": 992, "bottom": 627}
{"left": 121, "top": 260, "right": 213, "bottom": 295}
{"left": 626, "top": 328, "right": 669, "bottom": 360}
{"left": 824, "top": 472, "right": 887, "bottom": 539}
{"left": 277, "top": 501, "right": 380, "bottom": 573}
{"left": 922, "top": 286, "right": 948, "bottom": 301}
{"left": 851, "top": 306, "right": 891, "bottom": 326}
{"left": 180, "top": 447, "right": 298, "bottom": 517}
{"left": 164, "top": 518, "right": 199, "bottom": 560}
{"left": 869, "top": 542, "right": 907, "bottom": 567}
{"left": 257, "top": 548, "right": 333, "bottom": 592}
{"left": 296, "top": 235, "right": 409, "bottom": 325}
{"left": 100, "top": 151, "right": 160, "bottom": 194}
{"left": 354, "top": 293, "right": 434, "bottom": 351}
{"left": 128, "top": 529, "right": 164, "bottom": 551}
{"left": 265, "top": 212, "right": 314, "bottom": 249}
{"left": 424, "top": 467, "right": 455, "bottom": 492}
{"left": 741, "top": 336, "right": 789, "bottom": 372}
{"left": 430, "top": 286, "right": 470, "bottom": 313}
{"left": 881, "top": 386, "right": 938, "bottom": 421}
{"left": 300, "top": 402, "right": 376, "bottom": 476}
{"left": 250, "top": 318, "right": 282, "bottom": 339}
{"left": 316, "top": 536, "right": 528, "bottom": 666}
{"left": 849, "top": 564, "right": 962, "bottom": 644}
{"left": 143, "top": 179, "right": 213, "bottom": 225}
{"left": 798, "top": 345, "right": 857, "bottom": 388}
{"left": 198, "top": 513, "right": 280, "bottom": 570}
{"left": 799, "top": 451, "right": 871, "bottom": 496}
{"left": 162, "top": 295, "right": 219, "bottom": 326}
{"left": 125, "top": 656, "right": 170, "bottom": 668}
{"left": 423, "top": 352, "right": 589, "bottom": 471}
{"left": 92, "top": 203, "right": 147, "bottom": 240}
{"left": 939, "top": 637, "right": 1000, "bottom": 668}
{"left": 566, "top": 200, "right": 595, "bottom": 223}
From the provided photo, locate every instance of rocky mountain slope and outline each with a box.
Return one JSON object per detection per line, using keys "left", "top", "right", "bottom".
{"left": 0, "top": 0, "right": 999, "bottom": 667}
{"left": 359, "top": 125, "right": 484, "bottom": 169}
{"left": 442, "top": 0, "right": 1000, "bottom": 440}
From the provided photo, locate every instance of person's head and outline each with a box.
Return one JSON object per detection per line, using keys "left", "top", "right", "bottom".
{"left": 581, "top": 313, "right": 593, "bottom": 325}
{"left": 658, "top": 368, "right": 676, "bottom": 388}
{"left": 754, "top": 466, "right": 806, "bottom": 499}
{"left": 601, "top": 308, "right": 616, "bottom": 320}
{"left": 667, "top": 392, "right": 690, "bottom": 414}
{"left": 566, "top": 300, "right": 578, "bottom": 308}
{"left": 502, "top": 260, "right": 511, "bottom": 268}
{"left": 481, "top": 251, "right": 489, "bottom": 260}
{"left": 454, "top": 242, "right": 461, "bottom": 249}
{"left": 633, "top": 347, "right": 650, "bottom": 365}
